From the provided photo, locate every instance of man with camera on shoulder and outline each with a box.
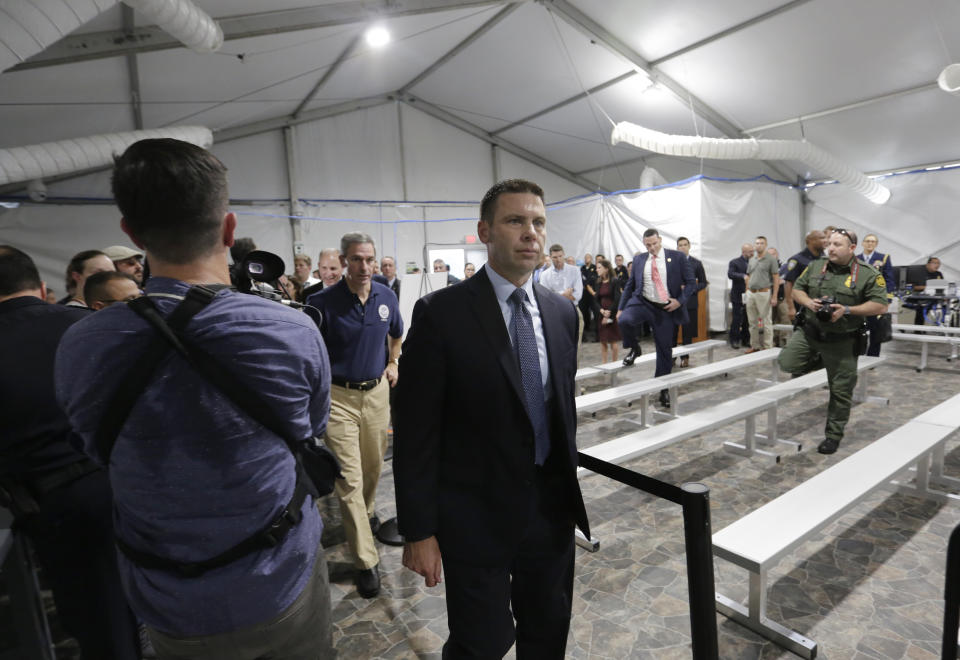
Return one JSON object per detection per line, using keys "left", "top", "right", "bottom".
{"left": 777, "top": 228, "right": 888, "bottom": 456}
{"left": 55, "top": 138, "right": 333, "bottom": 659}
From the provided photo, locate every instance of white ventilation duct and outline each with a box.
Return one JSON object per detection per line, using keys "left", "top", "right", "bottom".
{"left": 611, "top": 122, "right": 891, "bottom": 205}
{"left": 124, "top": 0, "right": 222, "bottom": 52}
{"left": 639, "top": 166, "right": 667, "bottom": 190}
{"left": 0, "top": 126, "right": 213, "bottom": 187}
{"left": 0, "top": 0, "right": 222, "bottom": 72}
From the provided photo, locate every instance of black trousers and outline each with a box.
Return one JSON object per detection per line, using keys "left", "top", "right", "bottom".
{"left": 730, "top": 300, "right": 749, "bottom": 345}
{"left": 17, "top": 470, "right": 140, "bottom": 660}
{"left": 620, "top": 299, "right": 677, "bottom": 377}
{"left": 441, "top": 477, "right": 575, "bottom": 659}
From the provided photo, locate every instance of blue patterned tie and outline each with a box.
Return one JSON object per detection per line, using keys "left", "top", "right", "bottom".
{"left": 509, "top": 288, "right": 551, "bottom": 465}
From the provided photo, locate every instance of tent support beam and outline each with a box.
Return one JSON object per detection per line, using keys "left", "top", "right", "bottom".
{"left": 122, "top": 6, "right": 144, "bottom": 131}
{"left": 292, "top": 34, "right": 362, "bottom": 119}
{"left": 8, "top": 0, "right": 525, "bottom": 72}
{"left": 397, "top": 93, "right": 602, "bottom": 193}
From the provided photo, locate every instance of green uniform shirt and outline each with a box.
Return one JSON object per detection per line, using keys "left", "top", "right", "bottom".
{"left": 794, "top": 256, "right": 888, "bottom": 335}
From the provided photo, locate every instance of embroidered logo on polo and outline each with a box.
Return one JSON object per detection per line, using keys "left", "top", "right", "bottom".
{"left": 378, "top": 304, "right": 390, "bottom": 321}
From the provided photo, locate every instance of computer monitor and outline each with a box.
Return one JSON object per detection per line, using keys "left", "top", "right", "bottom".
{"left": 902, "top": 264, "right": 931, "bottom": 288}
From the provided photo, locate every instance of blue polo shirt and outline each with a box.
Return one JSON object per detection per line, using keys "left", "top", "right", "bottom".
{"left": 54, "top": 277, "right": 330, "bottom": 637}
{"left": 307, "top": 279, "right": 403, "bottom": 382}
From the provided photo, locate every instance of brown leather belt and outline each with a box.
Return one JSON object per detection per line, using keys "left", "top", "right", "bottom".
{"left": 332, "top": 377, "right": 381, "bottom": 391}
{"left": 749, "top": 287, "right": 771, "bottom": 293}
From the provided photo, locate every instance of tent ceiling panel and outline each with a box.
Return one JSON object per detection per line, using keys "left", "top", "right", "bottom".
{"left": 135, "top": 26, "right": 360, "bottom": 114}
{"left": 565, "top": 0, "right": 795, "bottom": 64}
{"left": 758, "top": 87, "right": 960, "bottom": 176}
{"left": 0, "top": 103, "right": 132, "bottom": 148}
{"left": 654, "top": 0, "right": 960, "bottom": 130}
{"left": 409, "top": 2, "right": 633, "bottom": 128}
{"left": 305, "top": 7, "right": 503, "bottom": 105}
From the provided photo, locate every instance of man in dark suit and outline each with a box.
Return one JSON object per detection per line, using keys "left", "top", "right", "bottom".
{"left": 673, "top": 237, "right": 708, "bottom": 367}
{"left": 617, "top": 228, "right": 696, "bottom": 407}
{"left": 727, "top": 243, "right": 753, "bottom": 348}
{"left": 394, "top": 179, "right": 590, "bottom": 659}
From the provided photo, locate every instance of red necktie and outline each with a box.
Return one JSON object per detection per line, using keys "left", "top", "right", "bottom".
{"left": 651, "top": 254, "right": 669, "bottom": 301}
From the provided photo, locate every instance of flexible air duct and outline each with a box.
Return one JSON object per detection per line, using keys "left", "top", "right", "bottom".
{"left": 639, "top": 166, "right": 667, "bottom": 190}
{"left": 0, "top": 125, "right": 213, "bottom": 187}
{"left": 124, "top": 0, "right": 222, "bottom": 52}
{"left": 0, "top": 0, "right": 221, "bottom": 72}
{"left": 0, "top": 0, "right": 118, "bottom": 72}
{"left": 611, "top": 122, "right": 891, "bottom": 205}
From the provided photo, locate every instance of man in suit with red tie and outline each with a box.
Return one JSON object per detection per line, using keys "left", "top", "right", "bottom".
{"left": 394, "top": 179, "right": 590, "bottom": 659}
{"left": 617, "top": 228, "right": 696, "bottom": 407}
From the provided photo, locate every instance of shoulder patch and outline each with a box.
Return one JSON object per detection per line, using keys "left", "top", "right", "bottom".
{"left": 787, "top": 258, "right": 797, "bottom": 271}
{"left": 876, "top": 274, "right": 886, "bottom": 289}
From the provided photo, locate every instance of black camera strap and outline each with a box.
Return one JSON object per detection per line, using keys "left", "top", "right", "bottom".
{"left": 94, "top": 285, "right": 312, "bottom": 578}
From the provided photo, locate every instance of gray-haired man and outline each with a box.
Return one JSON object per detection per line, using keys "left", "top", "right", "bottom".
{"left": 305, "top": 233, "right": 403, "bottom": 598}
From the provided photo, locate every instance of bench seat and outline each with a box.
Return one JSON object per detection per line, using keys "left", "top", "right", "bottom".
{"left": 712, "top": 393, "right": 960, "bottom": 658}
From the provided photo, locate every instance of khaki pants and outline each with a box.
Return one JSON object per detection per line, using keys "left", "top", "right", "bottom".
{"left": 745, "top": 289, "right": 774, "bottom": 350}
{"left": 326, "top": 378, "right": 390, "bottom": 569}
{"left": 771, "top": 298, "right": 791, "bottom": 346}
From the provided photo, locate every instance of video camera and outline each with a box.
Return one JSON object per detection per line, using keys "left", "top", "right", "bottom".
{"left": 815, "top": 296, "right": 837, "bottom": 322}
{"left": 234, "top": 250, "right": 322, "bottom": 327}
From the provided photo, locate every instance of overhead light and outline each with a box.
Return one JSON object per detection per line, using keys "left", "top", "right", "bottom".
{"left": 365, "top": 26, "right": 391, "bottom": 49}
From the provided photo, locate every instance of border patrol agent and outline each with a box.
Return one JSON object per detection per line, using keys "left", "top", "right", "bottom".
{"left": 306, "top": 232, "right": 403, "bottom": 599}
{"left": 781, "top": 229, "right": 825, "bottom": 321}
{"left": 857, "top": 233, "right": 895, "bottom": 356}
{"left": 778, "top": 228, "right": 888, "bottom": 455}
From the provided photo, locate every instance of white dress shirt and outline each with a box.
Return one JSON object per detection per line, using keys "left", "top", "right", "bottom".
{"left": 538, "top": 262, "right": 583, "bottom": 303}
{"left": 641, "top": 250, "right": 669, "bottom": 303}
{"left": 485, "top": 265, "right": 550, "bottom": 392}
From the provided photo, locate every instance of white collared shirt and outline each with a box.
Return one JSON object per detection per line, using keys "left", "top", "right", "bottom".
{"left": 484, "top": 265, "right": 550, "bottom": 390}
{"left": 538, "top": 262, "right": 583, "bottom": 303}
{"left": 642, "top": 250, "right": 669, "bottom": 303}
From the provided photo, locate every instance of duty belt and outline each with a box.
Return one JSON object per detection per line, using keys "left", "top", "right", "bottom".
{"left": 749, "top": 287, "right": 771, "bottom": 293}
{"left": 801, "top": 324, "right": 860, "bottom": 343}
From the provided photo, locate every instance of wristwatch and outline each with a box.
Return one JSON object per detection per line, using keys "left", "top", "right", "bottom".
{"left": 843, "top": 305, "right": 851, "bottom": 316}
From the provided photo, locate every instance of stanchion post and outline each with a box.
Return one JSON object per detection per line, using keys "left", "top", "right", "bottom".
{"left": 681, "top": 482, "right": 719, "bottom": 660}
{"left": 941, "top": 522, "right": 960, "bottom": 660}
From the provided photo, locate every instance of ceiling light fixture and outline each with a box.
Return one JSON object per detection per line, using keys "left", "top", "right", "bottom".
{"left": 365, "top": 26, "right": 391, "bottom": 49}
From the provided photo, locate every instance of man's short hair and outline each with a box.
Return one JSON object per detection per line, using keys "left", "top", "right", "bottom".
{"left": 64, "top": 249, "right": 107, "bottom": 291}
{"left": 756, "top": 235, "right": 767, "bottom": 242}
{"left": 382, "top": 256, "right": 395, "bottom": 264}
{"left": 642, "top": 228, "right": 659, "bottom": 239}
{"left": 341, "top": 232, "right": 375, "bottom": 257}
{"left": 84, "top": 271, "right": 138, "bottom": 307}
{"left": 294, "top": 254, "right": 312, "bottom": 267}
{"left": 614, "top": 254, "right": 622, "bottom": 259}
{"left": 928, "top": 256, "right": 941, "bottom": 265}
{"left": 112, "top": 138, "right": 229, "bottom": 264}
{"left": 677, "top": 236, "right": 690, "bottom": 245}
{"left": 0, "top": 245, "right": 42, "bottom": 296}
{"left": 863, "top": 233, "right": 877, "bottom": 242}
{"left": 549, "top": 244, "right": 564, "bottom": 254}
{"left": 479, "top": 179, "right": 545, "bottom": 224}
{"left": 834, "top": 228, "right": 857, "bottom": 245}
{"left": 319, "top": 248, "right": 339, "bottom": 262}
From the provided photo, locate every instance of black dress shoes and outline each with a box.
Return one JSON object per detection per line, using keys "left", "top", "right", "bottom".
{"left": 658, "top": 389, "right": 671, "bottom": 408}
{"left": 623, "top": 348, "right": 639, "bottom": 366}
{"left": 369, "top": 515, "right": 381, "bottom": 535}
{"left": 356, "top": 565, "right": 381, "bottom": 599}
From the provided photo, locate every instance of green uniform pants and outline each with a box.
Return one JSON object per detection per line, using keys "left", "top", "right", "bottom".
{"left": 777, "top": 328, "right": 859, "bottom": 442}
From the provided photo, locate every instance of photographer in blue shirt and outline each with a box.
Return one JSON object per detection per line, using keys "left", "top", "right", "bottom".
{"left": 55, "top": 139, "right": 333, "bottom": 659}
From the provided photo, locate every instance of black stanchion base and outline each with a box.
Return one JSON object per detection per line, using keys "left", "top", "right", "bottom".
{"left": 376, "top": 517, "right": 405, "bottom": 546}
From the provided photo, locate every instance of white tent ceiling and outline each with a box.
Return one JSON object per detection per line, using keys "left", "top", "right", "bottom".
{"left": 4, "top": 0, "right": 960, "bottom": 196}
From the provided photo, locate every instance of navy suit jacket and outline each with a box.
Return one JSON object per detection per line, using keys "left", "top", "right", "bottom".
{"left": 393, "top": 266, "right": 589, "bottom": 565}
{"left": 620, "top": 248, "right": 696, "bottom": 323}
{"left": 728, "top": 255, "right": 749, "bottom": 301}
{"left": 857, "top": 251, "right": 895, "bottom": 293}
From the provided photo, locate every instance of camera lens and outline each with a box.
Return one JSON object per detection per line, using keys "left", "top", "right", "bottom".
{"left": 248, "top": 262, "right": 264, "bottom": 275}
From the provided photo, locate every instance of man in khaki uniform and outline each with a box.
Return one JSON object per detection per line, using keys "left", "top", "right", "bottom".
{"left": 778, "top": 228, "right": 888, "bottom": 455}
{"left": 744, "top": 235, "right": 780, "bottom": 352}
{"left": 305, "top": 233, "right": 403, "bottom": 598}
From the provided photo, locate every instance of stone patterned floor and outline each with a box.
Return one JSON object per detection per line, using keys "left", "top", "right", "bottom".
{"left": 322, "top": 332, "right": 960, "bottom": 659}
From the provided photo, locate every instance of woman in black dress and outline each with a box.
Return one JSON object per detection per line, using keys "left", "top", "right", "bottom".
{"left": 592, "top": 258, "right": 622, "bottom": 363}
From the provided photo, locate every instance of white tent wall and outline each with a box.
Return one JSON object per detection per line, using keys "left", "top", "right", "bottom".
{"left": 701, "top": 178, "right": 802, "bottom": 332}
{"left": 806, "top": 169, "right": 960, "bottom": 285}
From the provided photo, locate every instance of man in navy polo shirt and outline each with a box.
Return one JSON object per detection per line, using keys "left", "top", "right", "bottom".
{"left": 55, "top": 139, "right": 333, "bottom": 659}
{"left": 307, "top": 232, "right": 402, "bottom": 598}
